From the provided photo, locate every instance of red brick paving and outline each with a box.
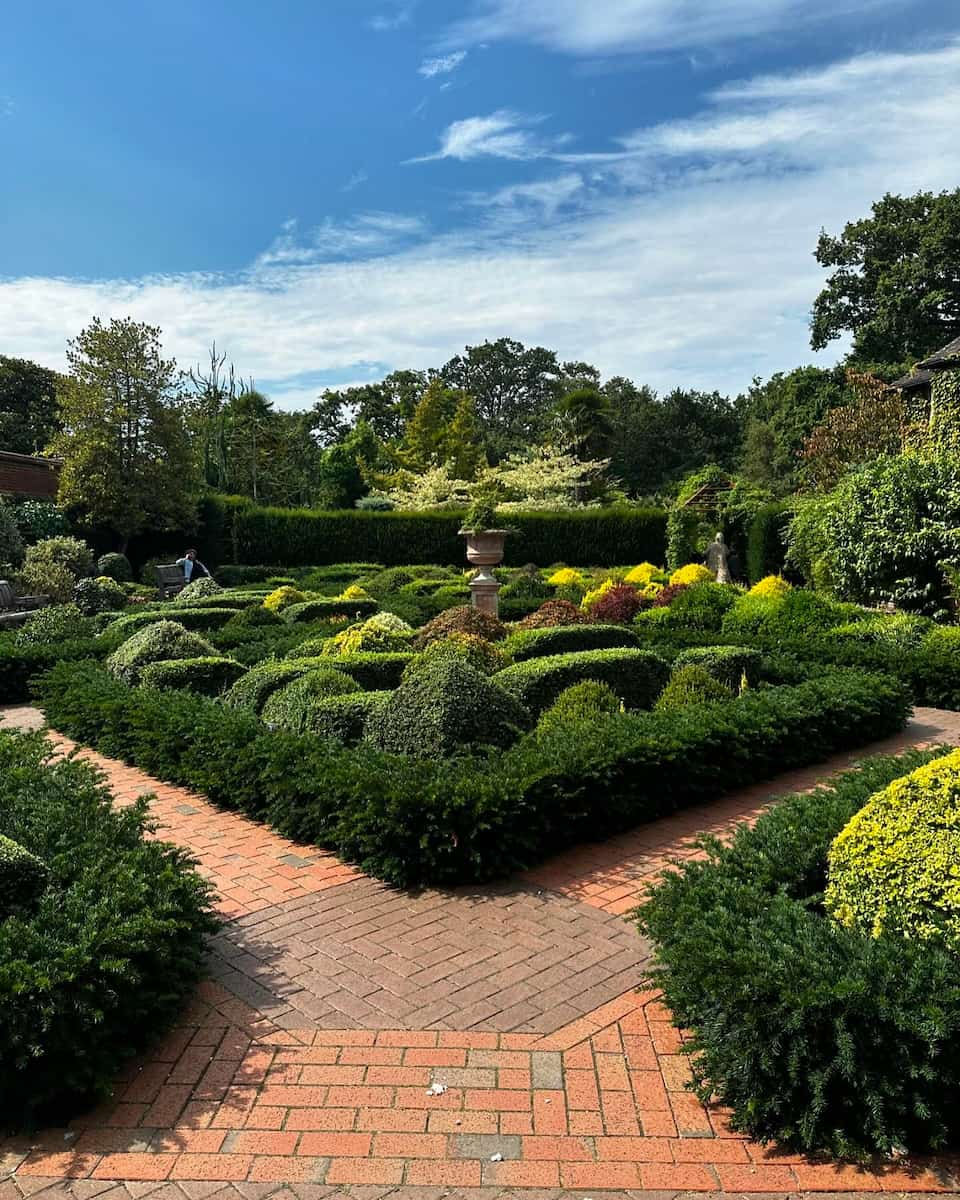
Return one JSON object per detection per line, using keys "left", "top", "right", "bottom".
{"left": 2, "top": 704, "right": 959, "bottom": 1195}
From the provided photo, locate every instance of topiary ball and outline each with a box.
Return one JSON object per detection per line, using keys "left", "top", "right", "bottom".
{"left": 106, "top": 620, "right": 216, "bottom": 685}
{"left": 260, "top": 669, "right": 361, "bottom": 734}
{"left": 516, "top": 599, "right": 591, "bottom": 630}
{"left": 402, "top": 633, "right": 505, "bottom": 681}
{"left": 366, "top": 659, "right": 530, "bottom": 758}
{"left": 536, "top": 680, "right": 622, "bottom": 738}
{"left": 413, "top": 605, "right": 506, "bottom": 648}
{"left": 654, "top": 664, "right": 733, "bottom": 713}
{"left": 96, "top": 552, "right": 133, "bottom": 583}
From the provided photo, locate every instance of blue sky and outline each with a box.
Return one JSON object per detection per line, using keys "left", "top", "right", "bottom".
{"left": 2, "top": 0, "right": 959, "bottom": 408}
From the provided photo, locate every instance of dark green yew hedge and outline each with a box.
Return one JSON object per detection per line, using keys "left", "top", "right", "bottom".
{"left": 36, "top": 661, "right": 909, "bottom": 888}
{"left": 169, "top": 495, "right": 668, "bottom": 569}
{"left": 0, "top": 729, "right": 217, "bottom": 1128}
{"left": 638, "top": 748, "right": 960, "bottom": 1159}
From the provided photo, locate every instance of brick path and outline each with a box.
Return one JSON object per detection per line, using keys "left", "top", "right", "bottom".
{"left": 2, "top": 704, "right": 960, "bottom": 1197}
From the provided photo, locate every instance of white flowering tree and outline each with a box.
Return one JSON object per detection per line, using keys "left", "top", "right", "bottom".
{"left": 385, "top": 466, "right": 473, "bottom": 510}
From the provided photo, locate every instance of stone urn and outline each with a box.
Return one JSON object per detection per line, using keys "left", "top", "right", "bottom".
{"left": 460, "top": 529, "right": 508, "bottom": 616}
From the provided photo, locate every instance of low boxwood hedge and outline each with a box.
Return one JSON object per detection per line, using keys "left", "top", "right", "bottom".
{"left": 496, "top": 647, "right": 670, "bottom": 713}
{"left": 104, "top": 607, "right": 239, "bottom": 638}
{"left": 309, "top": 691, "right": 392, "bottom": 745}
{"left": 502, "top": 623, "right": 641, "bottom": 662}
{"left": 0, "top": 729, "right": 217, "bottom": 1127}
{"left": 0, "top": 831, "right": 49, "bottom": 916}
{"left": 139, "top": 656, "right": 247, "bottom": 696}
{"left": 36, "top": 660, "right": 908, "bottom": 888}
{"left": 0, "top": 636, "right": 109, "bottom": 704}
{"left": 638, "top": 748, "right": 960, "bottom": 1159}
{"left": 673, "top": 646, "right": 762, "bottom": 690}
{"left": 283, "top": 598, "right": 379, "bottom": 622}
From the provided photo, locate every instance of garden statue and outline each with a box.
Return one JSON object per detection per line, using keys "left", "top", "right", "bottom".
{"left": 705, "top": 532, "right": 732, "bottom": 584}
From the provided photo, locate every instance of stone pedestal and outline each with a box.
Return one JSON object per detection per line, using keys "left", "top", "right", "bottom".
{"left": 461, "top": 529, "right": 507, "bottom": 619}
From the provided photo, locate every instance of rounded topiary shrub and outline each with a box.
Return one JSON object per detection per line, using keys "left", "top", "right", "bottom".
{"left": 263, "top": 585, "right": 307, "bottom": 613}
{"left": 309, "top": 691, "right": 392, "bottom": 744}
{"left": 588, "top": 582, "right": 644, "bottom": 624}
{"left": 673, "top": 646, "right": 762, "bottom": 691}
{"left": 826, "top": 748, "right": 960, "bottom": 951}
{"left": 496, "top": 648, "right": 670, "bottom": 715}
{"left": 96, "top": 552, "right": 133, "bottom": 583}
{"left": 261, "top": 669, "right": 361, "bottom": 733}
{"left": 669, "top": 563, "right": 714, "bottom": 587}
{"left": 536, "top": 680, "right": 622, "bottom": 738}
{"left": 655, "top": 664, "right": 733, "bottom": 712}
{"left": 322, "top": 612, "right": 413, "bottom": 656}
{"left": 0, "top": 831, "right": 50, "bottom": 917}
{"left": 414, "top": 605, "right": 506, "bottom": 648}
{"left": 0, "top": 728, "right": 216, "bottom": 1127}
{"left": 366, "top": 659, "right": 530, "bottom": 759}
{"left": 223, "top": 604, "right": 283, "bottom": 630}
{"left": 23, "top": 536, "right": 94, "bottom": 581}
{"left": 139, "top": 656, "right": 246, "bottom": 697}
{"left": 106, "top": 620, "right": 217, "bottom": 685}
{"left": 74, "top": 576, "right": 127, "bottom": 616}
{"left": 15, "top": 604, "right": 94, "bottom": 646}
{"left": 176, "top": 576, "right": 223, "bottom": 603}
{"left": 402, "top": 633, "right": 505, "bottom": 680}
{"left": 516, "top": 599, "right": 591, "bottom": 629}
{"left": 14, "top": 560, "right": 75, "bottom": 604}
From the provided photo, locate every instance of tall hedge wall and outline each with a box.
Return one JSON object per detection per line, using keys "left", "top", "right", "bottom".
{"left": 132, "top": 497, "right": 668, "bottom": 569}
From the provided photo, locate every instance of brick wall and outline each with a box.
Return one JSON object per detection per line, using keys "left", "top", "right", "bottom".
{"left": 0, "top": 451, "right": 61, "bottom": 499}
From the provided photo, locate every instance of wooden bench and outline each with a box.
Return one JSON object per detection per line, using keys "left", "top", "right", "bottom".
{"left": 0, "top": 579, "right": 51, "bottom": 629}
{"left": 154, "top": 563, "right": 187, "bottom": 600}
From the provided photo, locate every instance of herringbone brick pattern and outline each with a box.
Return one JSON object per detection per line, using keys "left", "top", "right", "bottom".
{"left": 2, "top": 704, "right": 959, "bottom": 1194}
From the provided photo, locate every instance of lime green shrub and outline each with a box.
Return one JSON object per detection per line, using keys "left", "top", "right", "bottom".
{"left": 74, "top": 576, "right": 127, "bottom": 615}
{"left": 636, "top": 581, "right": 736, "bottom": 633}
{"left": 749, "top": 574, "right": 791, "bottom": 598}
{"left": 261, "top": 669, "right": 361, "bottom": 733}
{"left": 624, "top": 562, "right": 667, "bottom": 586}
{"left": 321, "top": 612, "right": 413, "bottom": 656}
{"left": 536, "top": 680, "right": 622, "bottom": 738}
{"left": 139, "top": 656, "right": 246, "bottom": 696}
{"left": 403, "top": 632, "right": 505, "bottom": 680}
{"left": 503, "top": 624, "right": 640, "bottom": 662}
{"left": 283, "top": 597, "right": 379, "bottom": 622}
{"left": 106, "top": 620, "right": 216, "bottom": 684}
{"left": 263, "top": 585, "right": 307, "bottom": 613}
{"left": 826, "top": 748, "right": 960, "bottom": 951}
{"left": 669, "top": 563, "right": 713, "bottom": 587}
{"left": 655, "top": 664, "right": 732, "bottom": 712}
{"left": 24, "top": 535, "right": 94, "bottom": 581}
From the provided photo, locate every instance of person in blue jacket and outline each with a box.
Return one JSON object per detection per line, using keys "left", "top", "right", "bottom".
{"left": 176, "top": 549, "right": 210, "bottom": 582}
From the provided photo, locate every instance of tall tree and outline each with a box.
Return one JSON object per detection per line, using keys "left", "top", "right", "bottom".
{"left": 554, "top": 387, "right": 613, "bottom": 459}
{"left": 798, "top": 370, "right": 905, "bottom": 492}
{"left": 313, "top": 369, "right": 427, "bottom": 447}
{"left": 185, "top": 343, "right": 237, "bottom": 491}
{"left": 811, "top": 189, "right": 960, "bottom": 363}
{"left": 50, "top": 317, "right": 197, "bottom": 550}
{"left": 0, "top": 356, "right": 61, "bottom": 454}
{"left": 440, "top": 338, "right": 567, "bottom": 460}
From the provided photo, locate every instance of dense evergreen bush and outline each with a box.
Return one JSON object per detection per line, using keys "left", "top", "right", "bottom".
{"left": 826, "top": 748, "right": 960, "bottom": 951}
{"left": 283, "top": 597, "right": 379, "bottom": 622}
{"left": 0, "top": 729, "right": 216, "bottom": 1127}
{"left": 223, "top": 604, "right": 283, "bottom": 629}
{"left": 0, "top": 832, "right": 49, "bottom": 916}
{"left": 516, "top": 599, "right": 591, "bottom": 629}
{"left": 15, "top": 604, "right": 94, "bottom": 646}
{"left": 104, "top": 606, "right": 239, "bottom": 638}
{"left": 403, "top": 633, "right": 505, "bottom": 678}
{"left": 535, "top": 680, "right": 622, "bottom": 738}
{"left": 673, "top": 646, "right": 762, "bottom": 690}
{"left": 24, "top": 536, "right": 94, "bottom": 581}
{"left": 746, "top": 502, "right": 792, "bottom": 584}
{"left": 224, "top": 657, "right": 325, "bottom": 713}
{"left": 0, "top": 499, "right": 25, "bottom": 567}
{"left": 636, "top": 582, "right": 737, "bottom": 633}
{"left": 309, "top": 691, "right": 392, "bottom": 745}
{"left": 261, "top": 669, "right": 361, "bottom": 733}
{"left": 139, "top": 656, "right": 246, "bottom": 696}
{"left": 175, "top": 576, "right": 223, "bottom": 603}
{"left": 319, "top": 611, "right": 412, "bottom": 654}
{"left": 367, "top": 659, "right": 530, "bottom": 758}
{"left": 74, "top": 576, "right": 127, "bottom": 615}
{"left": 655, "top": 664, "right": 732, "bottom": 711}
{"left": 503, "top": 623, "right": 640, "bottom": 661}
{"left": 96, "top": 552, "right": 133, "bottom": 582}
{"left": 497, "top": 647, "right": 670, "bottom": 714}
{"left": 638, "top": 749, "right": 960, "bottom": 1158}
{"left": 106, "top": 620, "right": 216, "bottom": 684}
{"left": 0, "top": 636, "right": 110, "bottom": 703}
{"left": 414, "top": 605, "right": 506, "bottom": 646}
{"left": 38, "top": 661, "right": 909, "bottom": 888}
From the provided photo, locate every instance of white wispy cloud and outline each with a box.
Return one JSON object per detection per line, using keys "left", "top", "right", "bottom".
{"left": 409, "top": 109, "right": 564, "bottom": 162}
{"left": 342, "top": 170, "right": 369, "bottom": 192}
{"left": 2, "top": 39, "right": 959, "bottom": 410}
{"left": 469, "top": 173, "right": 585, "bottom": 219}
{"left": 418, "top": 50, "right": 467, "bottom": 78}
{"left": 445, "top": 0, "right": 912, "bottom": 55}
{"left": 367, "top": 2, "right": 416, "bottom": 33}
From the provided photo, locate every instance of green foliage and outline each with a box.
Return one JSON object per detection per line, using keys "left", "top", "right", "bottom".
{"left": 24, "top": 535, "right": 94, "bottom": 580}
{"left": 655, "top": 664, "right": 733, "bottom": 712}
{"left": 535, "top": 680, "right": 622, "bottom": 738}
{"left": 96, "top": 552, "right": 132, "bottom": 582}
{"left": 496, "top": 647, "right": 670, "bottom": 714}
{"left": 16, "top": 604, "right": 94, "bottom": 646}
{"left": 910, "top": 627, "right": 960, "bottom": 709}
{"left": 666, "top": 508, "right": 700, "bottom": 572}
{"left": 50, "top": 317, "right": 198, "bottom": 545}
{"left": 138, "top": 656, "right": 246, "bottom": 696}
{"left": 746, "top": 502, "right": 792, "bottom": 584}
{"left": 106, "top": 620, "right": 216, "bottom": 684}
{"left": 402, "top": 633, "right": 505, "bottom": 680}
{"left": 503, "top": 623, "right": 640, "bottom": 662}
{"left": 0, "top": 729, "right": 217, "bottom": 1127}
{"left": 38, "top": 661, "right": 909, "bottom": 890}
{"left": 0, "top": 500, "right": 25, "bottom": 568}
{"left": 223, "top": 604, "right": 282, "bottom": 630}
{"left": 309, "top": 691, "right": 392, "bottom": 745}
{"left": 637, "top": 582, "right": 737, "bottom": 633}
{"left": 367, "top": 659, "right": 531, "bottom": 759}
{"left": 637, "top": 748, "right": 960, "bottom": 1157}
{"left": 261, "top": 669, "right": 361, "bottom": 733}
{"left": 826, "top": 749, "right": 960, "bottom": 952}
{"left": 9, "top": 500, "right": 69, "bottom": 545}
{"left": 516, "top": 599, "right": 590, "bottom": 629}
{"left": 104, "top": 607, "right": 238, "bottom": 638}
{"left": 811, "top": 189, "right": 960, "bottom": 362}
{"left": 314, "top": 652, "right": 413, "bottom": 691}
{"left": 0, "top": 356, "right": 60, "bottom": 455}
{"left": 415, "top": 605, "right": 506, "bottom": 646}
{"left": 0, "top": 637, "right": 108, "bottom": 704}
{"left": 190, "top": 495, "right": 668, "bottom": 568}
{"left": 224, "top": 657, "right": 323, "bottom": 713}
{"left": 73, "top": 576, "right": 127, "bottom": 616}
{"left": 673, "top": 646, "right": 762, "bottom": 691}
{"left": 283, "top": 597, "right": 379, "bottom": 623}
{"left": 175, "top": 576, "right": 223, "bottom": 603}
{"left": 721, "top": 588, "right": 860, "bottom": 643}
{"left": 0, "top": 832, "right": 49, "bottom": 917}
{"left": 14, "top": 560, "right": 75, "bottom": 604}
{"left": 828, "top": 612, "right": 933, "bottom": 652}
{"left": 788, "top": 453, "right": 960, "bottom": 616}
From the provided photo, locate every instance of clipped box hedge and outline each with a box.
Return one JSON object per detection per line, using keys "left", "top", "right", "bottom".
{"left": 283, "top": 597, "right": 379, "bottom": 622}
{"left": 139, "top": 656, "right": 247, "bottom": 696}
{"left": 638, "top": 748, "right": 960, "bottom": 1158}
{"left": 104, "top": 607, "right": 240, "bottom": 638}
{"left": 36, "top": 661, "right": 908, "bottom": 888}
{"left": 502, "top": 623, "right": 642, "bottom": 662}
{"left": 0, "top": 831, "right": 50, "bottom": 916}
{"left": 673, "top": 646, "right": 762, "bottom": 691}
{"left": 496, "top": 647, "right": 670, "bottom": 713}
